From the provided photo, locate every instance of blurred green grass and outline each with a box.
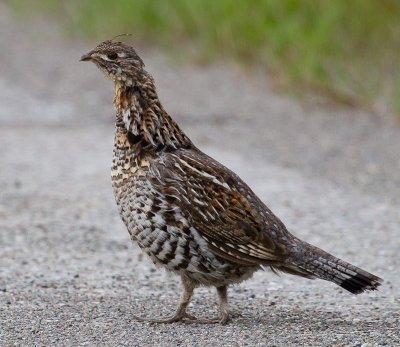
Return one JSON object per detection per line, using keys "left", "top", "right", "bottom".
{"left": 8, "top": 0, "right": 400, "bottom": 114}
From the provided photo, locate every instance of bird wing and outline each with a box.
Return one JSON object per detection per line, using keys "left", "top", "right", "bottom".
{"left": 151, "top": 148, "right": 295, "bottom": 266}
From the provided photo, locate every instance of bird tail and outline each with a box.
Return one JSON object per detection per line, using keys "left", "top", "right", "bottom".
{"left": 287, "top": 241, "right": 382, "bottom": 294}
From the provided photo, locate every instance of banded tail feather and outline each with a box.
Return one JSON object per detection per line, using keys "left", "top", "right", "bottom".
{"left": 289, "top": 242, "right": 382, "bottom": 294}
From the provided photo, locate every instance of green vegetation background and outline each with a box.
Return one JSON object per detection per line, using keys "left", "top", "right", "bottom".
{"left": 9, "top": 0, "right": 400, "bottom": 114}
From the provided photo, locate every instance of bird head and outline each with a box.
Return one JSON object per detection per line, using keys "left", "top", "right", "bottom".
{"left": 80, "top": 39, "right": 145, "bottom": 86}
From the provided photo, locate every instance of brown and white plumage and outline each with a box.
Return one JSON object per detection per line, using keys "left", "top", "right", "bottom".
{"left": 80, "top": 40, "right": 382, "bottom": 324}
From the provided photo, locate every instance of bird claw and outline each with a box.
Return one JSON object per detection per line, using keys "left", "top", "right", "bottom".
{"left": 189, "top": 313, "right": 230, "bottom": 325}
{"left": 133, "top": 312, "right": 230, "bottom": 325}
{"left": 133, "top": 312, "right": 198, "bottom": 324}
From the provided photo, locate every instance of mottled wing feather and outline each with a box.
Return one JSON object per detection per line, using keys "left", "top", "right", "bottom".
{"left": 151, "top": 148, "right": 295, "bottom": 266}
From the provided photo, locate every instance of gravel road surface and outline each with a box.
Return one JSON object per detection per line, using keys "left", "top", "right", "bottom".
{"left": 0, "top": 5, "right": 399, "bottom": 346}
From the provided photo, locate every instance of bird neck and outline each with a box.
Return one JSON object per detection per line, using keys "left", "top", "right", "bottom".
{"left": 113, "top": 75, "right": 192, "bottom": 151}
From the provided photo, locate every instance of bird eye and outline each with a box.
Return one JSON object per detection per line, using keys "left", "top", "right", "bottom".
{"left": 107, "top": 52, "right": 118, "bottom": 60}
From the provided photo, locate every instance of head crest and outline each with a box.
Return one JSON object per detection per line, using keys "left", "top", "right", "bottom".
{"left": 109, "top": 33, "right": 133, "bottom": 42}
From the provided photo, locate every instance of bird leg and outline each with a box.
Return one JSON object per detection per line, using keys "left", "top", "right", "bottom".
{"left": 183, "top": 285, "right": 230, "bottom": 325}
{"left": 133, "top": 276, "right": 197, "bottom": 323}
{"left": 216, "top": 285, "right": 230, "bottom": 324}
{"left": 133, "top": 280, "right": 230, "bottom": 324}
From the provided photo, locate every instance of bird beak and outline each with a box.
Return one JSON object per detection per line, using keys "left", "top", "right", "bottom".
{"left": 79, "top": 53, "right": 92, "bottom": 62}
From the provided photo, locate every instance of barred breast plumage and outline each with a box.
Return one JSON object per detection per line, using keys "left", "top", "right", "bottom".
{"left": 112, "top": 136, "right": 261, "bottom": 286}
{"left": 81, "top": 40, "right": 382, "bottom": 324}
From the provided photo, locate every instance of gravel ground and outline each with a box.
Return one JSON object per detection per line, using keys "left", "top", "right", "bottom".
{"left": 0, "top": 5, "right": 399, "bottom": 346}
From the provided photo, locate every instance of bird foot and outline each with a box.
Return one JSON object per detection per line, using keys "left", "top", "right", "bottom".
{"left": 133, "top": 311, "right": 230, "bottom": 325}
{"left": 202, "top": 313, "right": 230, "bottom": 325}
{"left": 133, "top": 311, "right": 197, "bottom": 324}
{"left": 177, "top": 312, "right": 230, "bottom": 325}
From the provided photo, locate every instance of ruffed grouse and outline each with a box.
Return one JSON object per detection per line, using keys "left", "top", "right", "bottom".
{"left": 80, "top": 40, "right": 382, "bottom": 324}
